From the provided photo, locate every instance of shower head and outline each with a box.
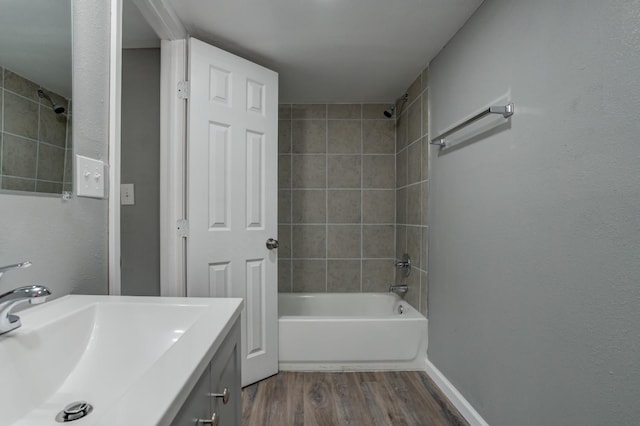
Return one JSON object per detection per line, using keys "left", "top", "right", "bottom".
{"left": 383, "top": 106, "right": 396, "bottom": 118}
{"left": 383, "top": 93, "right": 409, "bottom": 118}
{"left": 37, "top": 89, "right": 65, "bottom": 114}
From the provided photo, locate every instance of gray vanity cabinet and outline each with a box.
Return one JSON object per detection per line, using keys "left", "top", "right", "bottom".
{"left": 171, "top": 321, "right": 241, "bottom": 425}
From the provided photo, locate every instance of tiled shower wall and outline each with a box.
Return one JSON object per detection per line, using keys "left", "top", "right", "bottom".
{"left": 0, "top": 67, "right": 72, "bottom": 194}
{"left": 395, "top": 68, "right": 429, "bottom": 317}
{"left": 278, "top": 103, "right": 397, "bottom": 293}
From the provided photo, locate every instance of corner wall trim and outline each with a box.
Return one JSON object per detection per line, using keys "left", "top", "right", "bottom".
{"left": 424, "top": 358, "right": 490, "bottom": 426}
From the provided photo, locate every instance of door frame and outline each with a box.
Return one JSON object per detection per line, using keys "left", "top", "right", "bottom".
{"left": 108, "top": 0, "right": 122, "bottom": 295}
{"left": 108, "top": 0, "right": 188, "bottom": 295}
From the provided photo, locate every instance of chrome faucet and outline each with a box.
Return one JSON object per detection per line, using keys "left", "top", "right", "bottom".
{"left": 389, "top": 284, "right": 409, "bottom": 296}
{"left": 395, "top": 254, "right": 411, "bottom": 277}
{"left": 0, "top": 261, "right": 51, "bottom": 335}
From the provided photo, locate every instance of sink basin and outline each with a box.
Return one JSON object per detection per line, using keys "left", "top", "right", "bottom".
{"left": 0, "top": 295, "right": 243, "bottom": 425}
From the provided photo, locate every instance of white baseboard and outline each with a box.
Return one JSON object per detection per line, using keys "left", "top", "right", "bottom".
{"left": 424, "top": 358, "right": 489, "bottom": 426}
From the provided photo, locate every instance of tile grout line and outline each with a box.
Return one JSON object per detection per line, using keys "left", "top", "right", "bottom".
{"left": 289, "top": 108, "right": 293, "bottom": 292}
{"left": 34, "top": 89, "right": 41, "bottom": 191}
{"left": 360, "top": 104, "right": 364, "bottom": 292}
{"left": 324, "top": 104, "right": 328, "bottom": 292}
{"left": 417, "top": 76, "right": 423, "bottom": 314}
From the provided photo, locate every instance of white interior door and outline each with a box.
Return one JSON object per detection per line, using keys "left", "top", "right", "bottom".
{"left": 186, "top": 37, "right": 278, "bottom": 386}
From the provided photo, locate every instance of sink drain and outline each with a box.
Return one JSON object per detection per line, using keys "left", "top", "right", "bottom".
{"left": 55, "top": 401, "right": 93, "bottom": 422}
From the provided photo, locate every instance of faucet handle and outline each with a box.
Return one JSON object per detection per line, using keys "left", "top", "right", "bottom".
{"left": 0, "top": 261, "right": 32, "bottom": 279}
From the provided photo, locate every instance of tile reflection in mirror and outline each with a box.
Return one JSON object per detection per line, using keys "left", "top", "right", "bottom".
{"left": 0, "top": 68, "right": 72, "bottom": 194}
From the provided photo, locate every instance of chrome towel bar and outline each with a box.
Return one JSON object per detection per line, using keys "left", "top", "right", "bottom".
{"left": 430, "top": 103, "right": 514, "bottom": 148}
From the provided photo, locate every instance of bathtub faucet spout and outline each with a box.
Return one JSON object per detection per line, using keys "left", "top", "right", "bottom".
{"left": 389, "top": 284, "right": 408, "bottom": 296}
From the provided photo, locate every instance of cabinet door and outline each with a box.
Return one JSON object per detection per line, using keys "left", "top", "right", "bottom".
{"left": 210, "top": 323, "right": 241, "bottom": 425}
{"left": 171, "top": 365, "right": 211, "bottom": 426}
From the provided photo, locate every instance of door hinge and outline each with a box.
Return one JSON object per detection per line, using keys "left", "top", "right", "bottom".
{"left": 177, "top": 80, "right": 190, "bottom": 99}
{"left": 177, "top": 219, "right": 189, "bottom": 238}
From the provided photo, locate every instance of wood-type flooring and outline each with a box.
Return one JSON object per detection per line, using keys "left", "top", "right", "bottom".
{"left": 242, "top": 371, "right": 468, "bottom": 426}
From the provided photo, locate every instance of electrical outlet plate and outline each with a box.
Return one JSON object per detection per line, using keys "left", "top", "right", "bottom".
{"left": 76, "top": 155, "right": 106, "bottom": 198}
{"left": 121, "top": 183, "right": 135, "bottom": 205}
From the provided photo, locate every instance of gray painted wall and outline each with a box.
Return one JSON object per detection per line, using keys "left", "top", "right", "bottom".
{"left": 120, "top": 48, "right": 161, "bottom": 296}
{"left": 428, "top": 1, "right": 640, "bottom": 424}
{"left": 0, "top": 0, "right": 110, "bottom": 297}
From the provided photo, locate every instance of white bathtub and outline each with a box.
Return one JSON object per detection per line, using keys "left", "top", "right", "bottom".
{"left": 278, "top": 293, "right": 428, "bottom": 371}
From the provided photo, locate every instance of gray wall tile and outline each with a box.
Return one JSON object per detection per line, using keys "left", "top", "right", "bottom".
{"left": 36, "top": 181, "right": 63, "bottom": 193}
{"left": 328, "top": 120, "right": 361, "bottom": 153}
{"left": 278, "top": 225, "right": 292, "bottom": 258}
{"left": 37, "top": 143, "right": 65, "bottom": 181}
{"left": 396, "top": 110, "right": 408, "bottom": 151}
{"left": 327, "top": 190, "right": 361, "bottom": 223}
{"left": 327, "top": 260, "right": 361, "bottom": 292}
{"left": 396, "top": 187, "right": 407, "bottom": 225}
{"left": 292, "top": 104, "right": 326, "bottom": 119}
{"left": 327, "top": 155, "right": 361, "bottom": 188}
{"left": 363, "top": 120, "right": 395, "bottom": 154}
{"left": 363, "top": 225, "right": 395, "bottom": 258}
{"left": 407, "top": 226, "right": 421, "bottom": 269}
{"left": 362, "top": 259, "right": 395, "bottom": 292}
{"left": 405, "top": 268, "right": 421, "bottom": 311}
{"left": 406, "top": 184, "right": 421, "bottom": 225}
{"left": 292, "top": 225, "right": 326, "bottom": 258}
{"left": 362, "top": 190, "right": 394, "bottom": 224}
{"left": 1, "top": 176, "right": 35, "bottom": 191}
{"left": 278, "top": 120, "right": 291, "bottom": 153}
{"left": 328, "top": 104, "right": 361, "bottom": 119}
{"left": 292, "top": 260, "right": 326, "bottom": 292}
{"left": 421, "top": 182, "right": 429, "bottom": 225}
{"left": 362, "top": 104, "right": 389, "bottom": 119}
{"left": 4, "top": 92, "right": 38, "bottom": 139}
{"left": 420, "top": 270, "right": 428, "bottom": 317}
{"left": 2, "top": 133, "right": 37, "bottom": 178}
{"left": 408, "top": 98, "right": 422, "bottom": 144}
{"left": 292, "top": 120, "right": 326, "bottom": 153}
{"left": 278, "top": 260, "right": 292, "bottom": 292}
{"left": 4, "top": 71, "right": 39, "bottom": 100}
{"left": 363, "top": 155, "right": 395, "bottom": 188}
{"left": 327, "top": 225, "right": 361, "bottom": 258}
{"left": 422, "top": 226, "right": 429, "bottom": 271}
{"left": 421, "top": 137, "right": 429, "bottom": 181}
{"left": 278, "top": 190, "right": 292, "bottom": 223}
{"left": 292, "top": 154, "right": 326, "bottom": 188}
{"left": 292, "top": 190, "right": 326, "bottom": 223}
{"left": 395, "top": 225, "right": 407, "bottom": 261}
{"left": 407, "top": 140, "right": 421, "bottom": 185}
{"left": 278, "top": 104, "right": 292, "bottom": 119}
{"left": 278, "top": 154, "right": 291, "bottom": 188}
{"left": 396, "top": 148, "right": 407, "bottom": 188}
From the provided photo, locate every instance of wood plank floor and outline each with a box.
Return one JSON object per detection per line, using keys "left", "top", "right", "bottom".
{"left": 242, "top": 371, "right": 468, "bottom": 426}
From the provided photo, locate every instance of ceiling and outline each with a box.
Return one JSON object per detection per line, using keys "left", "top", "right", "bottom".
{"left": 126, "top": 0, "right": 484, "bottom": 103}
{"left": 123, "top": 0, "right": 160, "bottom": 49}
{"left": 0, "top": 0, "right": 72, "bottom": 98}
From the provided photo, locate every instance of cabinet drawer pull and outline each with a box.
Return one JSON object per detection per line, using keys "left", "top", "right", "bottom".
{"left": 208, "top": 387, "right": 230, "bottom": 404}
{"left": 197, "top": 412, "right": 219, "bottom": 425}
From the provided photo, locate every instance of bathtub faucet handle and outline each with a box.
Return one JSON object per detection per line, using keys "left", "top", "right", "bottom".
{"left": 394, "top": 254, "right": 411, "bottom": 277}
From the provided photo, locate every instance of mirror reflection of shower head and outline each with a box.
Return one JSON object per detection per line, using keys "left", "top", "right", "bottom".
{"left": 383, "top": 93, "right": 409, "bottom": 118}
{"left": 37, "top": 89, "right": 65, "bottom": 114}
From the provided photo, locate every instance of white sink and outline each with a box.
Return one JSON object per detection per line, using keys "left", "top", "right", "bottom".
{"left": 0, "top": 295, "right": 243, "bottom": 425}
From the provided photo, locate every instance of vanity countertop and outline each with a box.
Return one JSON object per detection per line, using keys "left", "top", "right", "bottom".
{"left": 1, "top": 295, "right": 243, "bottom": 425}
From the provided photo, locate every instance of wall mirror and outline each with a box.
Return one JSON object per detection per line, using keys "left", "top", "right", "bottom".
{"left": 0, "top": 0, "right": 73, "bottom": 195}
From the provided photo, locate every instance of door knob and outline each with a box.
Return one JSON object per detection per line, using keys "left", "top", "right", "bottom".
{"left": 266, "top": 238, "right": 279, "bottom": 250}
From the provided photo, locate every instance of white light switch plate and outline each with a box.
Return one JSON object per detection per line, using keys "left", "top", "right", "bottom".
{"left": 76, "top": 155, "right": 106, "bottom": 198}
{"left": 121, "top": 183, "right": 135, "bottom": 205}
